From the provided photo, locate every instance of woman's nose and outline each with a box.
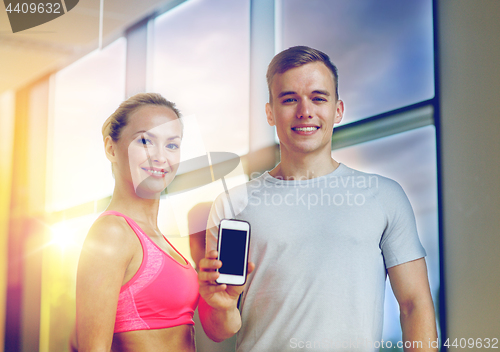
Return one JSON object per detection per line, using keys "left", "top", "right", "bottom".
{"left": 151, "top": 146, "right": 167, "bottom": 164}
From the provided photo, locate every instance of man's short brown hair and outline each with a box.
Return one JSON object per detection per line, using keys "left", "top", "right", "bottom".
{"left": 266, "top": 46, "right": 339, "bottom": 103}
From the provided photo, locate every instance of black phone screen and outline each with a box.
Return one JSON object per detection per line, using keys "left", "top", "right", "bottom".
{"left": 219, "top": 228, "right": 247, "bottom": 276}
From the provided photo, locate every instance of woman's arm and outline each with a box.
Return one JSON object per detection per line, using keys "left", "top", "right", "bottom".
{"left": 198, "top": 250, "right": 254, "bottom": 342}
{"left": 75, "top": 216, "right": 136, "bottom": 352}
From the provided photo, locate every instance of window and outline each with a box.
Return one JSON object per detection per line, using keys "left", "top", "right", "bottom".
{"left": 333, "top": 125, "right": 440, "bottom": 343}
{"left": 151, "top": 0, "right": 250, "bottom": 155}
{"left": 40, "top": 214, "right": 98, "bottom": 352}
{"left": 36, "top": 1, "right": 441, "bottom": 351}
{"left": 47, "top": 38, "right": 126, "bottom": 211}
{"left": 281, "top": 0, "right": 434, "bottom": 124}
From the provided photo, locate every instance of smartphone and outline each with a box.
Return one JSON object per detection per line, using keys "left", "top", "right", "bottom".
{"left": 216, "top": 219, "right": 251, "bottom": 286}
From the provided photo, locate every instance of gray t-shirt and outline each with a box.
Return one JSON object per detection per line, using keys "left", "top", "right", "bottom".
{"left": 206, "top": 164, "right": 426, "bottom": 352}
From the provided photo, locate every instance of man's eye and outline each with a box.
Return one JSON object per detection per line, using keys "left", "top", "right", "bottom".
{"left": 313, "top": 97, "right": 327, "bottom": 102}
{"left": 282, "top": 98, "right": 296, "bottom": 103}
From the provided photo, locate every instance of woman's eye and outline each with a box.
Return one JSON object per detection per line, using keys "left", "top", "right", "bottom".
{"left": 139, "top": 138, "right": 152, "bottom": 145}
{"left": 167, "top": 143, "right": 179, "bottom": 150}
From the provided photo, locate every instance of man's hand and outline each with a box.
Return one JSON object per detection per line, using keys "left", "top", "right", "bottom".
{"left": 198, "top": 250, "right": 255, "bottom": 342}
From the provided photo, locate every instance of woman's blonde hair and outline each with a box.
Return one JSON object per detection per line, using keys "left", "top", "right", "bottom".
{"left": 102, "top": 92, "right": 182, "bottom": 141}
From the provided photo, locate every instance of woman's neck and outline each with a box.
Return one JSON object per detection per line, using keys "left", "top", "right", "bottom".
{"left": 107, "top": 182, "right": 161, "bottom": 228}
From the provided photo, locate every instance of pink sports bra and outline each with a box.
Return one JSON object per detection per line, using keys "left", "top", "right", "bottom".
{"left": 99, "top": 211, "right": 199, "bottom": 333}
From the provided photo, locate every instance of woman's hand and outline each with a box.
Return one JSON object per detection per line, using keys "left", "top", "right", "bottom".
{"left": 197, "top": 250, "right": 254, "bottom": 341}
{"left": 198, "top": 250, "right": 254, "bottom": 310}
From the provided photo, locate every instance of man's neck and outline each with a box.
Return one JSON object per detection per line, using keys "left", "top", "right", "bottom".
{"left": 269, "top": 147, "right": 340, "bottom": 180}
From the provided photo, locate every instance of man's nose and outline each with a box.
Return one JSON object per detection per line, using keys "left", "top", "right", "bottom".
{"left": 297, "top": 99, "right": 312, "bottom": 118}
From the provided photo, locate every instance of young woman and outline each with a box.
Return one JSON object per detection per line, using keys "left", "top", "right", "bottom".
{"left": 72, "top": 93, "right": 199, "bottom": 352}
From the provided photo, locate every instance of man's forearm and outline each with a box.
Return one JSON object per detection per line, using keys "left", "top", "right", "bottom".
{"left": 198, "top": 297, "right": 242, "bottom": 342}
{"left": 400, "top": 301, "right": 438, "bottom": 352}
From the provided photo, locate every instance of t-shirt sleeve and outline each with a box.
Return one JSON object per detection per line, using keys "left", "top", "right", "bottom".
{"left": 377, "top": 178, "right": 426, "bottom": 269}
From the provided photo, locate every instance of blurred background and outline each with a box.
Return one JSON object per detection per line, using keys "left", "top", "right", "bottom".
{"left": 0, "top": 0, "right": 499, "bottom": 351}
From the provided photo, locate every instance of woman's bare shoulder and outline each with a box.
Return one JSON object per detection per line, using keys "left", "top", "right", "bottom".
{"left": 83, "top": 214, "right": 138, "bottom": 257}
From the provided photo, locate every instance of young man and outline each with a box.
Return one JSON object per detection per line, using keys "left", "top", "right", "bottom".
{"left": 198, "top": 46, "right": 437, "bottom": 351}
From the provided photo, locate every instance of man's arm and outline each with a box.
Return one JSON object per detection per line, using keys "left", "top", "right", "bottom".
{"left": 387, "top": 257, "right": 438, "bottom": 352}
{"left": 198, "top": 250, "right": 255, "bottom": 342}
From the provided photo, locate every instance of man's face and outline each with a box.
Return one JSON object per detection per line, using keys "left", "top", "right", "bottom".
{"left": 266, "top": 61, "right": 344, "bottom": 157}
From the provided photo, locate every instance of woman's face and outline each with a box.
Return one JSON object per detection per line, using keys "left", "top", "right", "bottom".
{"left": 113, "top": 105, "right": 182, "bottom": 198}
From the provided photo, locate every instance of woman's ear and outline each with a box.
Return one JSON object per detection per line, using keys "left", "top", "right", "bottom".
{"left": 104, "top": 136, "right": 117, "bottom": 163}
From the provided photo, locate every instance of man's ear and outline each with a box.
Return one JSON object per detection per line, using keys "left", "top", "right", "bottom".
{"left": 334, "top": 100, "right": 345, "bottom": 125}
{"left": 266, "top": 103, "right": 275, "bottom": 127}
{"left": 104, "top": 136, "right": 117, "bottom": 163}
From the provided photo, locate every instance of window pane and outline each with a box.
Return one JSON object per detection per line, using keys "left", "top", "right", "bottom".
{"left": 0, "top": 91, "right": 15, "bottom": 241}
{"left": 48, "top": 38, "right": 126, "bottom": 211}
{"left": 151, "top": 0, "right": 250, "bottom": 155}
{"left": 332, "top": 125, "right": 440, "bottom": 343}
{"left": 281, "top": 0, "right": 434, "bottom": 124}
{"left": 40, "top": 214, "right": 97, "bottom": 352}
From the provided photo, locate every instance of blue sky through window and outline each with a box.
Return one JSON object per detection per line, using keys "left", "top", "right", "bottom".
{"left": 281, "top": 0, "right": 435, "bottom": 124}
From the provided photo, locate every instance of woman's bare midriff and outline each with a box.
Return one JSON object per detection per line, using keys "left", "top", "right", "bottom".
{"left": 111, "top": 325, "right": 195, "bottom": 352}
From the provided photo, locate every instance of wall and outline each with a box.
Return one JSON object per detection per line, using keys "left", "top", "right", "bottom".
{"left": 0, "top": 91, "right": 16, "bottom": 352}
{"left": 438, "top": 0, "right": 500, "bottom": 347}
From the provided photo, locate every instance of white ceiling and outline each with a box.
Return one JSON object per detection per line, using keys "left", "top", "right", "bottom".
{"left": 0, "top": 0, "right": 182, "bottom": 94}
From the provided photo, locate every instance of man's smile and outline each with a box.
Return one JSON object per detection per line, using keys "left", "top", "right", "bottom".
{"left": 291, "top": 125, "right": 320, "bottom": 134}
